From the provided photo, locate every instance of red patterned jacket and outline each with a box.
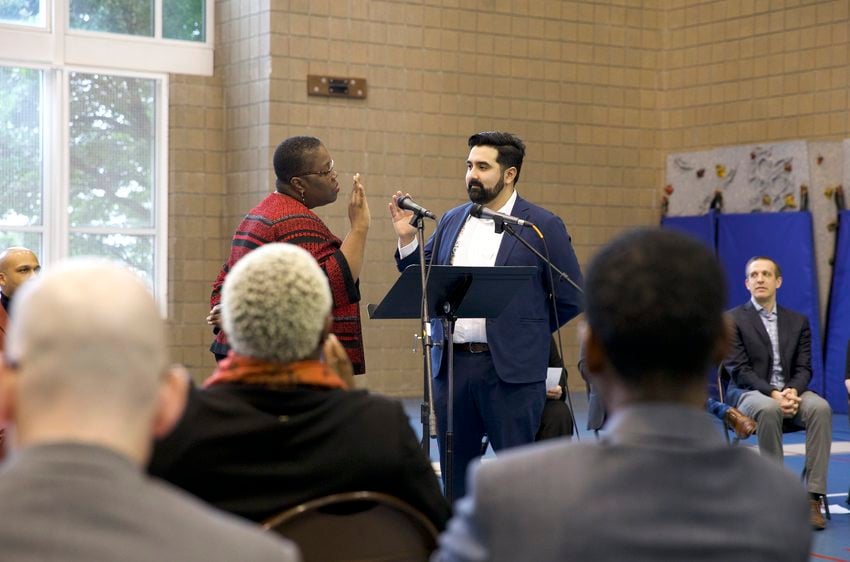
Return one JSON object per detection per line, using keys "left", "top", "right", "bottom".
{"left": 210, "top": 192, "right": 365, "bottom": 374}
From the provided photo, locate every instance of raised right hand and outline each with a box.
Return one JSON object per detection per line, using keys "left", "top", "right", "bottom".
{"left": 388, "top": 190, "right": 417, "bottom": 246}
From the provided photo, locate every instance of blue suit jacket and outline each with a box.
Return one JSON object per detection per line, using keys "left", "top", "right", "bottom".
{"left": 396, "top": 196, "right": 583, "bottom": 384}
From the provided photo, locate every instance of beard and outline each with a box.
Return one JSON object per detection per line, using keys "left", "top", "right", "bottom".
{"left": 467, "top": 176, "right": 505, "bottom": 205}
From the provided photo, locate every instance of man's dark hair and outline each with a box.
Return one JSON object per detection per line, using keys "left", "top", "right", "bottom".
{"left": 273, "top": 136, "right": 323, "bottom": 189}
{"left": 745, "top": 255, "right": 782, "bottom": 278}
{"left": 468, "top": 131, "right": 526, "bottom": 185}
{"left": 584, "top": 228, "right": 727, "bottom": 384}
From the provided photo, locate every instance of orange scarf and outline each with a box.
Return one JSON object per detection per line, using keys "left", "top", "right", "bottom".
{"left": 203, "top": 351, "right": 349, "bottom": 390}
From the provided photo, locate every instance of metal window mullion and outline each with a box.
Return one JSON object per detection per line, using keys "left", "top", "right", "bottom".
{"left": 43, "top": 67, "right": 69, "bottom": 265}
{"left": 1, "top": 226, "right": 44, "bottom": 233}
{"left": 205, "top": 0, "right": 213, "bottom": 45}
{"left": 68, "top": 227, "right": 158, "bottom": 236}
{"left": 154, "top": 0, "right": 162, "bottom": 39}
{"left": 52, "top": 0, "right": 65, "bottom": 64}
{"left": 155, "top": 75, "right": 169, "bottom": 315}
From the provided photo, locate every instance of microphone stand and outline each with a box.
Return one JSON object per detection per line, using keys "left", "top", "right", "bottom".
{"left": 496, "top": 220, "right": 583, "bottom": 293}
{"left": 409, "top": 211, "right": 438, "bottom": 455}
{"left": 497, "top": 219, "right": 584, "bottom": 440}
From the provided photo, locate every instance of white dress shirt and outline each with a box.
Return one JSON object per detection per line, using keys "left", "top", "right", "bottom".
{"left": 398, "top": 191, "right": 518, "bottom": 343}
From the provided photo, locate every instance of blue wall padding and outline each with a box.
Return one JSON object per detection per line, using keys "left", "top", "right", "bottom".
{"left": 824, "top": 210, "right": 850, "bottom": 413}
{"left": 716, "top": 212, "right": 824, "bottom": 396}
{"left": 661, "top": 211, "right": 717, "bottom": 251}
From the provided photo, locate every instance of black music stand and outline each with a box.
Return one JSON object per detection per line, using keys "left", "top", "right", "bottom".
{"left": 369, "top": 264, "right": 536, "bottom": 501}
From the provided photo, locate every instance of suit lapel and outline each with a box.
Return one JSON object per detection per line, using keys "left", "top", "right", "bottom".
{"left": 438, "top": 203, "right": 472, "bottom": 264}
{"left": 495, "top": 196, "right": 532, "bottom": 265}
{"left": 744, "top": 301, "right": 772, "bottom": 360}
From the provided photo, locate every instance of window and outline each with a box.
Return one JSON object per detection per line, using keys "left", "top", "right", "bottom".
{"left": 0, "top": 0, "right": 43, "bottom": 27}
{"left": 67, "top": 71, "right": 161, "bottom": 289}
{"left": 0, "top": 0, "right": 213, "bottom": 75}
{"left": 69, "top": 0, "right": 154, "bottom": 37}
{"left": 0, "top": 66, "right": 43, "bottom": 258}
{"left": 68, "top": 0, "right": 205, "bottom": 42}
{"left": 0, "top": 0, "right": 207, "bottom": 308}
{"left": 0, "top": 64, "right": 167, "bottom": 302}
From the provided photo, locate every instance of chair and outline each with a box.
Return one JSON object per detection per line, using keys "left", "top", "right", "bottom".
{"left": 262, "top": 491, "right": 439, "bottom": 562}
{"left": 717, "top": 364, "right": 831, "bottom": 520}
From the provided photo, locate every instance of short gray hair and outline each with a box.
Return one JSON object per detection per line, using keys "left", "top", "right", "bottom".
{"left": 222, "top": 243, "right": 332, "bottom": 363}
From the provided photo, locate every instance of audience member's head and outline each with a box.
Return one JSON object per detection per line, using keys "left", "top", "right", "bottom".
{"left": 744, "top": 255, "right": 782, "bottom": 306}
{"left": 583, "top": 228, "right": 727, "bottom": 407}
{"left": 222, "top": 243, "right": 332, "bottom": 364}
{"left": 273, "top": 135, "right": 324, "bottom": 187}
{"left": 1, "top": 259, "right": 186, "bottom": 463}
{"left": 0, "top": 247, "right": 41, "bottom": 300}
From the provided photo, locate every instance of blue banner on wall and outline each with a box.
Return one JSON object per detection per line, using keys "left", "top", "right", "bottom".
{"left": 824, "top": 210, "right": 850, "bottom": 413}
{"left": 661, "top": 211, "right": 717, "bottom": 251}
{"left": 716, "top": 212, "right": 824, "bottom": 396}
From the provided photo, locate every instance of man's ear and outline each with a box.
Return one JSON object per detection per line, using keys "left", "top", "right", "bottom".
{"left": 583, "top": 326, "right": 607, "bottom": 376}
{"left": 775, "top": 276, "right": 782, "bottom": 290}
{"left": 503, "top": 166, "right": 517, "bottom": 186}
{"left": 151, "top": 365, "right": 190, "bottom": 439}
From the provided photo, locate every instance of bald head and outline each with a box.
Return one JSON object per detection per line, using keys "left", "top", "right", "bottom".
{"left": 0, "top": 247, "right": 40, "bottom": 299}
{"left": 4, "top": 259, "right": 170, "bottom": 456}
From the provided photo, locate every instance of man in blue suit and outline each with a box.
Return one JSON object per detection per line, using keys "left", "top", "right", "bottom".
{"left": 389, "top": 131, "right": 583, "bottom": 498}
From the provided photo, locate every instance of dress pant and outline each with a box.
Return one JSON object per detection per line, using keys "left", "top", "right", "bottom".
{"left": 433, "top": 349, "right": 545, "bottom": 500}
{"left": 737, "top": 389, "right": 832, "bottom": 494}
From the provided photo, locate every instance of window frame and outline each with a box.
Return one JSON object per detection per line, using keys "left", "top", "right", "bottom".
{"left": 0, "top": 61, "right": 169, "bottom": 313}
{"left": 0, "top": 0, "right": 213, "bottom": 75}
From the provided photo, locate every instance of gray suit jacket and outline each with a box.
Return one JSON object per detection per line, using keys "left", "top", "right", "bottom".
{"left": 0, "top": 443, "right": 300, "bottom": 562}
{"left": 434, "top": 404, "right": 811, "bottom": 562}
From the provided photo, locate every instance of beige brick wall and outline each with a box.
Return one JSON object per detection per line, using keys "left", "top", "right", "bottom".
{"left": 167, "top": 72, "right": 225, "bottom": 381}
{"left": 660, "top": 0, "right": 850, "bottom": 151}
{"left": 168, "top": 0, "right": 667, "bottom": 392}
{"left": 268, "top": 1, "right": 664, "bottom": 395}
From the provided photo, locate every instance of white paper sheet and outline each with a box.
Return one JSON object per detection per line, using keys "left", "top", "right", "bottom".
{"left": 546, "top": 367, "right": 562, "bottom": 390}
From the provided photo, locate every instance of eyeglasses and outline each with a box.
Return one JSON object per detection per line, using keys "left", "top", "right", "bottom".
{"left": 296, "top": 160, "right": 335, "bottom": 178}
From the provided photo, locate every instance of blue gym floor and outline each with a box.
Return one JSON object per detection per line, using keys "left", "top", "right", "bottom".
{"left": 401, "top": 392, "right": 850, "bottom": 561}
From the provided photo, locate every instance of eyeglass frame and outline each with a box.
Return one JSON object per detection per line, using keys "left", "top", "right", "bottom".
{"left": 291, "top": 159, "right": 335, "bottom": 180}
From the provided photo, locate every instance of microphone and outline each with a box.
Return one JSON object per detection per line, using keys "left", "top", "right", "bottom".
{"left": 469, "top": 204, "right": 532, "bottom": 227}
{"left": 397, "top": 195, "right": 436, "bottom": 220}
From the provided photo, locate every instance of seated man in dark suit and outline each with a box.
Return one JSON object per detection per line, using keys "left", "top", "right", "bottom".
{"left": 725, "top": 256, "right": 832, "bottom": 530}
{"left": 150, "top": 243, "right": 450, "bottom": 529}
{"left": 434, "top": 229, "right": 811, "bottom": 562}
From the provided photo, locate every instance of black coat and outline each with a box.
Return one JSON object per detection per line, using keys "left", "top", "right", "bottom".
{"left": 149, "top": 384, "right": 450, "bottom": 530}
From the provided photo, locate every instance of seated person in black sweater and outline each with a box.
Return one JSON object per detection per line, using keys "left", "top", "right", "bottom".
{"left": 149, "top": 243, "right": 450, "bottom": 529}
{"left": 536, "top": 337, "right": 573, "bottom": 441}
